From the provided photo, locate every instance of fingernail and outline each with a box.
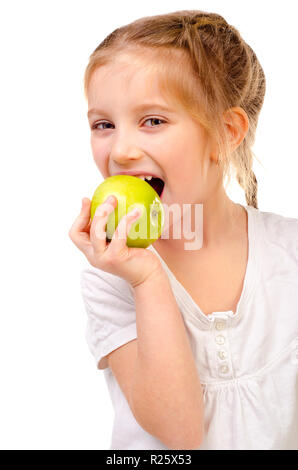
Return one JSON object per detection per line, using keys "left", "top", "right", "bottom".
{"left": 105, "top": 195, "right": 114, "bottom": 204}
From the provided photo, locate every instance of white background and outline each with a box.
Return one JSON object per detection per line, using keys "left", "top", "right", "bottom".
{"left": 0, "top": 0, "right": 297, "bottom": 450}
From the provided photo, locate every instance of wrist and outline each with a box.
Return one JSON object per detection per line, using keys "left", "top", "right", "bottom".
{"left": 132, "top": 265, "right": 166, "bottom": 290}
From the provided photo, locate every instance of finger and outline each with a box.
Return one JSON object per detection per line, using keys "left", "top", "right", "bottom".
{"left": 109, "top": 207, "right": 141, "bottom": 255}
{"left": 68, "top": 198, "right": 94, "bottom": 259}
{"left": 69, "top": 198, "right": 91, "bottom": 246}
{"left": 90, "top": 195, "right": 117, "bottom": 255}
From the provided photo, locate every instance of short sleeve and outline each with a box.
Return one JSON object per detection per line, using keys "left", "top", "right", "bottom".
{"left": 80, "top": 265, "right": 137, "bottom": 370}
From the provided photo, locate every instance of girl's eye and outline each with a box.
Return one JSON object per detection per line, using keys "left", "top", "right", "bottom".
{"left": 143, "top": 117, "right": 165, "bottom": 127}
{"left": 91, "top": 117, "right": 165, "bottom": 130}
{"left": 92, "top": 122, "right": 114, "bottom": 130}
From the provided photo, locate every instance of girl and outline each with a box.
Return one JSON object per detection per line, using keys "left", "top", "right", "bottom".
{"left": 69, "top": 10, "right": 298, "bottom": 450}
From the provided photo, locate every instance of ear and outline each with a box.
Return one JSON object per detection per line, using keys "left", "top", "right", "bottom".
{"left": 223, "top": 107, "right": 249, "bottom": 152}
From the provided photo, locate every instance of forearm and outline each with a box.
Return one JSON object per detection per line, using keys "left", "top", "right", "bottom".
{"left": 130, "top": 269, "right": 204, "bottom": 450}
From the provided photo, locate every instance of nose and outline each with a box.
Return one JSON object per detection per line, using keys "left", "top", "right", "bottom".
{"left": 109, "top": 128, "right": 143, "bottom": 165}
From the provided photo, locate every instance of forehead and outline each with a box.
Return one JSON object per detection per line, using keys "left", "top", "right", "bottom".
{"left": 87, "top": 52, "right": 182, "bottom": 108}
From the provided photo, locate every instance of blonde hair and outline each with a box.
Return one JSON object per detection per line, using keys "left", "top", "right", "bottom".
{"left": 84, "top": 10, "right": 266, "bottom": 209}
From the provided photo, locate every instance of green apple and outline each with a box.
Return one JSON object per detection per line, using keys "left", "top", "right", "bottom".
{"left": 90, "top": 175, "right": 165, "bottom": 248}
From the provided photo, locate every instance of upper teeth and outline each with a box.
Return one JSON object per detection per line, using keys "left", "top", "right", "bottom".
{"left": 137, "top": 175, "right": 153, "bottom": 181}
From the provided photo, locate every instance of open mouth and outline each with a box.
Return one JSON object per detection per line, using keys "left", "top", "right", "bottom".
{"left": 147, "top": 177, "right": 165, "bottom": 198}
{"left": 137, "top": 175, "right": 165, "bottom": 199}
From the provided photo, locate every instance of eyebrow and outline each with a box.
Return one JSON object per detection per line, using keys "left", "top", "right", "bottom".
{"left": 87, "top": 103, "right": 175, "bottom": 118}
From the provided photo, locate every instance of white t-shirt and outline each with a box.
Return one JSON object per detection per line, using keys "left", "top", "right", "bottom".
{"left": 80, "top": 205, "right": 298, "bottom": 450}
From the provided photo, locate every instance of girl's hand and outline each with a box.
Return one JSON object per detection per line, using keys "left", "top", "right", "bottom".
{"left": 68, "top": 195, "right": 163, "bottom": 288}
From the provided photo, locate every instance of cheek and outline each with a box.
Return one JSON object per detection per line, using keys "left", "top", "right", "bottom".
{"left": 91, "top": 137, "right": 109, "bottom": 174}
{"left": 171, "top": 155, "right": 202, "bottom": 187}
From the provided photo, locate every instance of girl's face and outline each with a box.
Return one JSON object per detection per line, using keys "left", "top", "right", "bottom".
{"left": 87, "top": 55, "right": 223, "bottom": 208}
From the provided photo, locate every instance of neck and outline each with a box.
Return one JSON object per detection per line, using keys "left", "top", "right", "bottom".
{"left": 153, "top": 190, "right": 246, "bottom": 257}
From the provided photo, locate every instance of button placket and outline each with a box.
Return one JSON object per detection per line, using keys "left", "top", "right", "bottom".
{"left": 210, "top": 313, "right": 233, "bottom": 379}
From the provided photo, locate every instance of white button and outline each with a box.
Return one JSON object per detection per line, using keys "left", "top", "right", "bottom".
{"left": 219, "top": 365, "right": 229, "bottom": 374}
{"left": 215, "top": 335, "right": 225, "bottom": 345}
{"left": 218, "top": 350, "right": 227, "bottom": 360}
{"left": 215, "top": 321, "right": 226, "bottom": 331}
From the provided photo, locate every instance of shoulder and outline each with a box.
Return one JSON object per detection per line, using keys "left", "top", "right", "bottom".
{"left": 259, "top": 207, "right": 298, "bottom": 236}
{"left": 256, "top": 208, "right": 298, "bottom": 261}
